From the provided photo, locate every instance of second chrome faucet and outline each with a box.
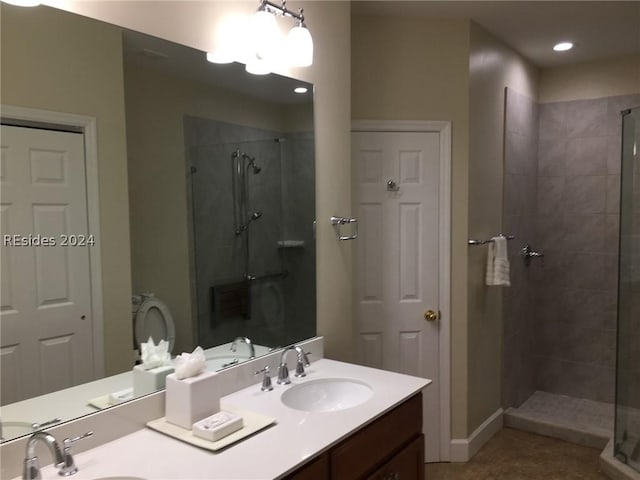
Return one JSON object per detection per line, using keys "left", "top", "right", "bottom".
{"left": 230, "top": 336, "right": 255, "bottom": 359}
{"left": 277, "top": 346, "right": 311, "bottom": 385}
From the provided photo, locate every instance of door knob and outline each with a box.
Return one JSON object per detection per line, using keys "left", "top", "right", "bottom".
{"left": 386, "top": 179, "right": 399, "bottom": 191}
{"left": 424, "top": 309, "right": 439, "bottom": 322}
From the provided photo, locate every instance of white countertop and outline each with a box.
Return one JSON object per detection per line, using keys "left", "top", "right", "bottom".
{"left": 33, "top": 359, "right": 430, "bottom": 480}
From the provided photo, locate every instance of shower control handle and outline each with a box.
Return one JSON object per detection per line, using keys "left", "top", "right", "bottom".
{"left": 522, "top": 244, "right": 544, "bottom": 267}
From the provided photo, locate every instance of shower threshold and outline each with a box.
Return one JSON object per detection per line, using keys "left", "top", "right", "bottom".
{"left": 504, "top": 390, "right": 613, "bottom": 449}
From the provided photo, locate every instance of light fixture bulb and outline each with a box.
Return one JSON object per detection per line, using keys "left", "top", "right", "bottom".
{"left": 553, "top": 42, "right": 573, "bottom": 52}
{"left": 287, "top": 24, "right": 313, "bottom": 67}
{"left": 252, "top": 9, "right": 282, "bottom": 62}
{"left": 1, "top": 0, "right": 41, "bottom": 6}
{"left": 207, "top": 14, "right": 250, "bottom": 64}
{"left": 245, "top": 56, "right": 271, "bottom": 75}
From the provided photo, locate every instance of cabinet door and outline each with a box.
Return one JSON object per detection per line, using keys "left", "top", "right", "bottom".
{"left": 331, "top": 393, "right": 422, "bottom": 479}
{"left": 285, "top": 452, "right": 330, "bottom": 480}
{"left": 367, "top": 435, "right": 424, "bottom": 480}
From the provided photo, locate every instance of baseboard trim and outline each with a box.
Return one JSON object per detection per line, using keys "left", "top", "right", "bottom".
{"left": 450, "top": 408, "right": 504, "bottom": 462}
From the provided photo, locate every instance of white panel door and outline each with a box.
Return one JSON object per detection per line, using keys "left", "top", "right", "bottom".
{"left": 353, "top": 130, "right": 442, "bottom": 462}
{"left": 1, "top": 125, "right": 94, "bottom": 404}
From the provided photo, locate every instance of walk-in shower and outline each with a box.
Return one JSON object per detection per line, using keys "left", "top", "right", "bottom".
{"left": 501, "top": 89, "right": 640, "bottom": 469}
{"left": 614, "top": 106, "right": 640, "bottom": 473}
{"left": 186, "top": 119, "right": 316, "bottom": 351}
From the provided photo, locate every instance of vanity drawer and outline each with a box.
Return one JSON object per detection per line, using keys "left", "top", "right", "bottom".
{"left": 330, "top": 393, "right": 422, "bottom": 480}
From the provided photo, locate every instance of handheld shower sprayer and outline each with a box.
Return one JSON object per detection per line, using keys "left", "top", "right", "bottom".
{"left": 235, "top": 211, "right": 263, "bottom": 235}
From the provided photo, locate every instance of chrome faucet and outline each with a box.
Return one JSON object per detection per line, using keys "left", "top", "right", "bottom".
{"left": 230, "top": 336, "right": 255, "bottom": 359}
{"left": 277, "top": 345, "right": 311, "bottom": 385}
{"left": 23, "top": 431, "right": 65, "bottom": 480}
{"left": 294, "top": 346, "right": 311, "bottom": 378}
{"left": 23, "top": 430, "right": 92, "bottom": 480}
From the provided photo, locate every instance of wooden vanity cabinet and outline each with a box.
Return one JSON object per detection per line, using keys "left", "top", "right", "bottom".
{"left": 366, "top": 435, "right": 424, "bottom": 480}
{"left": 286, "top": 393, "right": 423, "bottom": 480}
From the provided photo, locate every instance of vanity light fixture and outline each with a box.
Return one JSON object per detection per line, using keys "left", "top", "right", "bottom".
{"left": 553, "top": 41, "right": 574, "bottom": 52}
{"left": 253, "top": 0, "right": 313, "bottom": 68}
{"left": 206, "top": 0, "right": 313, "bottom": 75}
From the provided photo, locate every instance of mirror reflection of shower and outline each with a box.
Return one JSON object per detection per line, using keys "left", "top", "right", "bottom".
{"left": 233, "top": 150, "right": 263, "bottom": 236}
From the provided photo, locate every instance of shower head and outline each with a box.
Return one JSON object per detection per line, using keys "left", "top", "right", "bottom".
{"left": 242, "top": 153, "right": 261, "bottom": 174}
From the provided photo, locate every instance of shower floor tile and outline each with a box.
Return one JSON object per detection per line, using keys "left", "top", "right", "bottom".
{"left": 505, "top": 390, "right": 614, "bottom": 448}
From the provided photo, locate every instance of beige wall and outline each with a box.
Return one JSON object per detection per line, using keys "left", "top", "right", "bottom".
{"left": 540, "top": 53, "right": 640, "bottom": 103}
{"left": 0, "top": 5, "right": 133, "bottom": 376}
{"left": 63, "top": 0, "right": 353, "bottom": 361}
{"left": 351, "top": 14, "right": 472, "bottom": 438}
{"left": 125, "top": 63, "right": 297, "bottom": 354}
{"left": 467, "top": 22, "right": 539, "bottom": 433}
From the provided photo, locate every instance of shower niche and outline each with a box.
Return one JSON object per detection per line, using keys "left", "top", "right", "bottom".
{"left": 186, "top": 116, "right": 316, "bottom": 350}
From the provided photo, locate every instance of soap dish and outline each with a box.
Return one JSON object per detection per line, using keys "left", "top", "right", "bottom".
{"left": 193, "top": 411, "right": 243, "bottom": 441}
{"left": 146, "top": 406, "right": 275, "bottom": 451}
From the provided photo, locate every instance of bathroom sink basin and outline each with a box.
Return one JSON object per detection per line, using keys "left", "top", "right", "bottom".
{"left": 281, "top": 378, "right": 373, "bottom": 413}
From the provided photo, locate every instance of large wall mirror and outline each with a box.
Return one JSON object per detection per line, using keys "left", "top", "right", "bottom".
{"left": 0, "top": 4, "right": 315, "bottom": 442}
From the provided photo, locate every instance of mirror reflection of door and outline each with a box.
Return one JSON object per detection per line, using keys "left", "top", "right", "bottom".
{"left": 1, "top": 124, "right": 95, "bottom": 404}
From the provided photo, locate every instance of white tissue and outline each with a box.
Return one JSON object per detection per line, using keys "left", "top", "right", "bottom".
{"left": 174, "top": 346, "right": 207, "bottom": 379}
{"left": 140, "top": 336, "right": 172, "bottom": 370}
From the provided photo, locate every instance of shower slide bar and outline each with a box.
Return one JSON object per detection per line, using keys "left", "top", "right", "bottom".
{"left": 468, "top": 234, "right": 515, "bottom": 246}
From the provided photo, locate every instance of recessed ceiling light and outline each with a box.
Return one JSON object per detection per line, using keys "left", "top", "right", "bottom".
{"left": 294, "top": 87, "right": 308, "bottom": 94}
{"left": 553, "top": 42, "right": 574, "bottom": 52}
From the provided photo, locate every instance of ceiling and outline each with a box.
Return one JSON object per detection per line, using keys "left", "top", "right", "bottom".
{"left": 351, "top": 1, "right": 640, "bottom": 68}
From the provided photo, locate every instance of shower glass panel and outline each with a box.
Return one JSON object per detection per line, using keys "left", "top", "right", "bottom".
{"left": 615, "top": 106, "right": 640, "bottom": 472}
{"left": 190, "top": 139, "right": 284, "bottom": 348}
{"left": 188, "top": 134, "right": 316, "bottom": 352}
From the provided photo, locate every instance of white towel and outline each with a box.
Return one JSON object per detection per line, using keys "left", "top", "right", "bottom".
{"left": 485, "top": 236, "right": 511, "bottom": 286}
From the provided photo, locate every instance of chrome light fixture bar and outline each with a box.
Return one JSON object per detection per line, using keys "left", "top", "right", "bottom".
{"left": 207, "top": 0, "right": 313, "bottom": 74}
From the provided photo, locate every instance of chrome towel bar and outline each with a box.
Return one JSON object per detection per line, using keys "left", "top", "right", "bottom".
{"left": 468, "top": 234, "right": 515, "bottom": 246}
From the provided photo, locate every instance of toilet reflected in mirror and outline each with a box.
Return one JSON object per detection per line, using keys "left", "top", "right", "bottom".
{"left": 132, "top": 294, "right": 176, "bottom": 356}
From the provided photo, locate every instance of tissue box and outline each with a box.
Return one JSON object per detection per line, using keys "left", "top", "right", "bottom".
{"left": 133, "top": 364, "right": 175, "bottom": 397}
{"left": 165, "top": 371, "right": 220, "bottom": 429}
{"left": 192, "top": 411, "right": 243, "bottom": 442}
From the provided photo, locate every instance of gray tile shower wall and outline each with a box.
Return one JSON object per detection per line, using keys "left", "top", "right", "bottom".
{"left": 503, "top": 91, "right": 639, "bottom": 408}
{"left": 281, "top": 132, "right": 316, "bottom": 346}
{"left": 503, "top": 88, "right": 539, "bottom": 408}
{"left": 533, "top": 94, "right": 639, "bottom": 404}
{"left": 183, "top": 116, "right": 316, "bottom": 349}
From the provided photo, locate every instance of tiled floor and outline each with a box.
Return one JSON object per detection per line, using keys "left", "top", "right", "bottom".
{"left": 512, "top": 391, "right": 613, "bottom": 435}
{"left": 425, "top": 428, "right": 608, "bottom": 479}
